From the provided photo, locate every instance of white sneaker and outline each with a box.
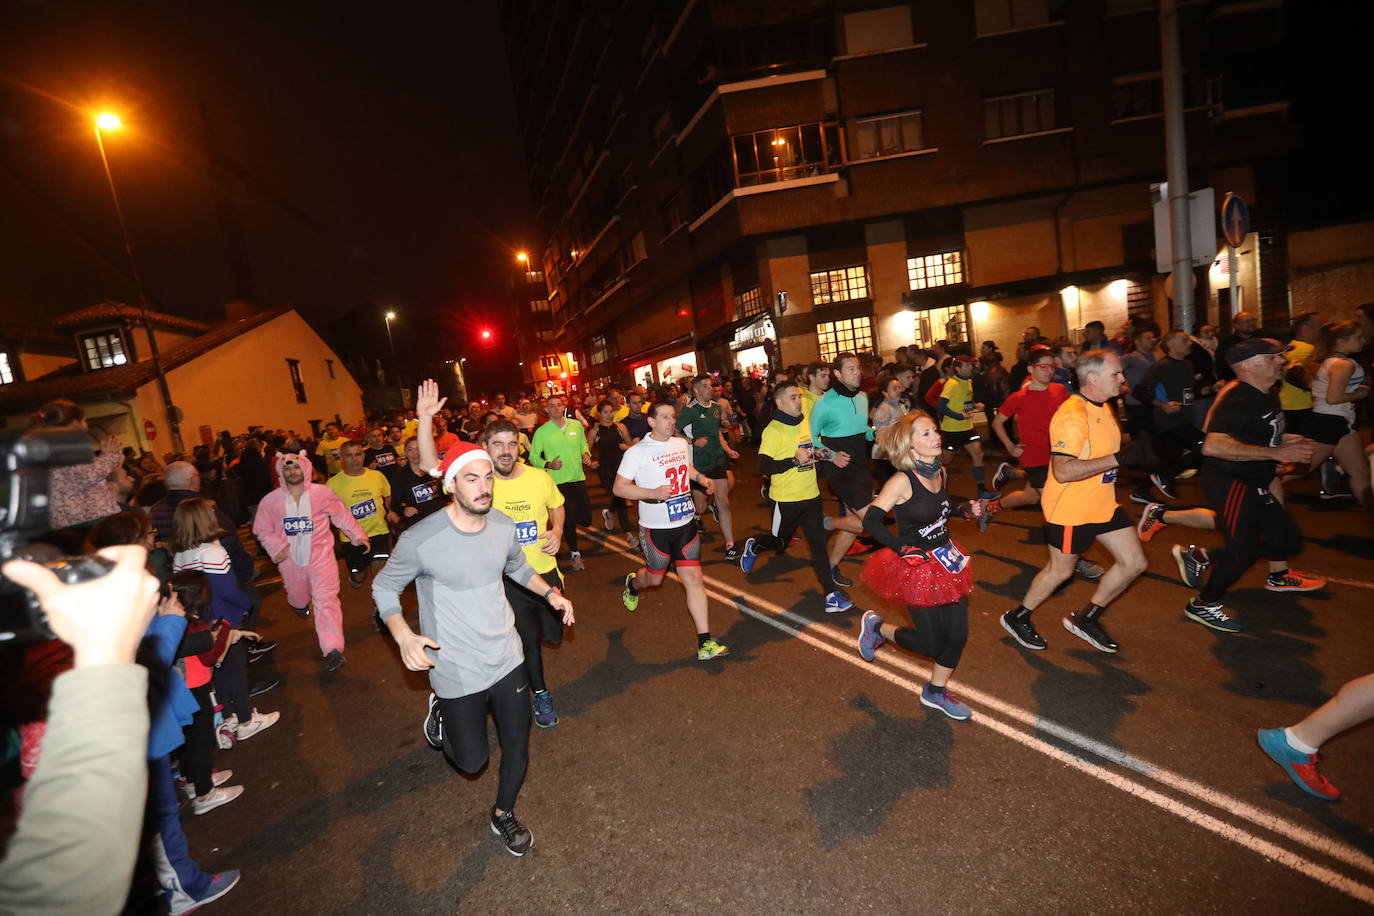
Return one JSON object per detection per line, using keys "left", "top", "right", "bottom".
{"left": 211, "top": 769, "right": 233, "bottom": 787}
{"left": 236, "top": 709, "right": 280, "bottom": 741}
{"left": 216, "top": 716, "right": 238, "bottom": 750}
{"left": 193, "top": 784, "right": 244, "bottom": 815}
{"left": 601, "top": 508, "right": 614, "bottom": 531}
{"left": 570, "top": 550, "right": 585, "bottom": 571}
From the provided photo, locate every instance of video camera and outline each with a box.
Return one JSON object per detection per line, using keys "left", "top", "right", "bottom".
{"left": 1, "top": 429, "right": 116, "bottom": 643}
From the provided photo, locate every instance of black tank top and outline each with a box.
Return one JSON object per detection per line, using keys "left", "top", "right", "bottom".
{"left": 594, "top": 424, "right": 624, "bottom": 473}
{"left": 893, "top": 469, "right": 953, "bottom": 549}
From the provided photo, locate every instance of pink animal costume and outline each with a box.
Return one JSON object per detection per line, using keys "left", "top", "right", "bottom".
{"left": 252, "top": 451, "right": 368, "bottom": 656}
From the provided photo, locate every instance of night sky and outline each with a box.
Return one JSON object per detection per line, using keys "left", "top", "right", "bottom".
{"left": 0, "top": 0, "right": 531, "bottom": 392}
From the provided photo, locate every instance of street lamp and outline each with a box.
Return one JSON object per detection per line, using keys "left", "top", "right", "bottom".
{"left": 516, "top": 252, "right": 528, "bottom": 263}
{"left": 383, "top": 310, "right": 400, "bottom": 393}
{"left": 93, "top": 112, "right": 184, "bottom": 453}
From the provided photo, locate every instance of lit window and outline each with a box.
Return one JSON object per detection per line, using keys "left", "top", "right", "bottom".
{"left": 735, "top": 286, "right": 765, "bottom": 319}
{"left": 540, "top": 354, "right": 561, "bottom": 371}
{"left": 852, "top": 111, "right": 925, "bottom": 160}
{"left": 984, "top": 89, "right": 1056, "bottom": 140}
{"left": 524, "top": 270, "right": 545, "bottom": 284}
{"left": 590, "top": 335, "right": 610, "bottom": 365}
{"left": 732, "top": 122, "right": 843, "bottom": 187}
{"left": 530, "top": 298, "right": 551, "bottom": 314}
{"left": 816, "top": 317, "right": 873, "bottom": 364}
{"left": 811, "top": 265, "right": 869, "bottom": 305}
{"left": 907, "top": 252, "right": 964, "bottom": 290}
{"left": 910, "top": 306, "right": 968, "bottom": 349}
{"left": 0, "top": 352, "right": 14, "bottom": 385}
{"left": 81, "top": 332, "right": 127, "bottom": 370}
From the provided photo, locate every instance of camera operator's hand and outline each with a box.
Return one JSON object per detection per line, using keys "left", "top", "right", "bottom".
{"left": 2, "top": 546, "right": 158, "bottom": 669}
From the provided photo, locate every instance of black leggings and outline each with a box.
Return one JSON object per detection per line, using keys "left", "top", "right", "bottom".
{"left": 557, "top": 481, "right": 592, "bottom": 552}
{"left": 438, "top": 665, "right": 531, "bottom": 812}
{"left": 893, "top": 598, "right": 969, "bottom": 669}
{"left": 180, "top": 684, "right": 216, "bottom": 796}
{"left": 756, "top": 497, "right": 835, "bottom": 594}
{"left": 504, "top": 570, "right": 565, "bottom": 694}
{"left": 598, "top": 468, "right": 632, "bottom": 532}
{"left": 212, "top": 642, "right": 252, "bottom": 722}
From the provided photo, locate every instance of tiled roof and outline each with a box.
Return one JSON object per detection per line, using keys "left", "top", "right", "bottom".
{"left": 0, "top": 306, "right": 293, "bottom": 410}
{"left": 50, "top": 300, "right": 213, "bottom": 334}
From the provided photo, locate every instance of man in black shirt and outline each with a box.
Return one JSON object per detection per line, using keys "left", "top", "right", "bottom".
{"left": 1182, "top": 339, "right": 1314, "bottom": 632}
{"left": 362, "top": 426, "right": 400, "bottom": 476}
{"left": 388, "top": 437, "right": 451, "bottom": 531}
{"left": 1214, "top": 310, "right": 1259, "bottom": 381}
{"left": 1130, "top": 329, "right": 1209, "bottom": 502}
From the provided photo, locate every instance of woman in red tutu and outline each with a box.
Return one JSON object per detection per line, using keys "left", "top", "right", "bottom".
{"left": 856, "top": 411, "right": 984, "bottom": 720}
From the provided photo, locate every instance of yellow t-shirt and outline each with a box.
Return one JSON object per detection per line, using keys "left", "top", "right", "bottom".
{"left": 1279, "top": 339, "right": 1314, "bottom": 411}
{"left": 327, "top": 468, "right": 391, "bottom": 541}
{"left": 800, "top": 387, "right": 819, "bottom": 418}
{"left": 317, "top": 436, "right": 350, "bottom": 475}
{"left": 760, "top": 415, "right": 821, "bottom": 503}
{"left": 612, "top": 404, "right": 630, "bottom": 422}
{"left": 1042, "top": 395, "right": 1122, "bottom": 526}
{"left": 938, "top": 377, "right": 974, "bottom": 432}
{"left": 492, "top": 464, "right": 565, "bottom": 575}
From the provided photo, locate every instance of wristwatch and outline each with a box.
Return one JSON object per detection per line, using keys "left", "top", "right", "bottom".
{"left": 544, "top": 586, "right": 561, "bottom": 601}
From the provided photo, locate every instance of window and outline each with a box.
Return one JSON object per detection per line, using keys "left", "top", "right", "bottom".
{"left": 286, "top": 358, "right": 307, "bottom": 403}
{"left": 851, "top": 111, "right": 925, "bottom": 160}
{"left": 910, "top": 306, "right": 968, "bottom": 349}
{"left": 325, "top": 358, "right": 335, "bottom": 379}
{"left": 540, "top": 354, "right": 561, "bottom": 371}
{"left": 535, "top": 330, "right": 557, "bottom": 342}
{"left": 663, "top": 192, "right": 686, "bottom": 234}
{"left": 81, "top": 331, "right": 127, "bottom": 370}
{"left": 984, "top": 89, "right": 1056, "bottom": 140}
{"left": 735, "top": 286, "right": 765, "bottom": 319}
{"left": 974, "top": 0, "right": 1063, "bottom": 35}
{"left": 907, "top": 252, "right": 964, "bottom": 289}
{"left": 524, "top": 270, "right": 545, "bottom": 284}
{"left": 817, "top": 317, "right": 873, "bottom": 363}
{"left": 0, "top": 352, "right": 13, "bottom": 385}
{"left": 843, "top": 6, "right": 914, "bottom": 55}
{"left": 1111, "top": 74, "right": 1163, "bottom": 121}
{"left": 810, "top": 265, "right": 869, "bottom": 305}
{"left": 590, "top": 334, "right": 610, "bottom": 365}
{"left": 530, "top": 298, "right": 551, "bottom": 314}
{"left": 732, "top": 122, "right": 843, "bottom": 186}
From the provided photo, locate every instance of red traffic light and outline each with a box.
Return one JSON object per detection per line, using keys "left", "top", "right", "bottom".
{"left": 481, "top": 329, "right": 492, "bottom": 340}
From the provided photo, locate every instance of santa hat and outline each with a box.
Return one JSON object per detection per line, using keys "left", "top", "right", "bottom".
{"left": 432, "top": 441, "right": 493, "bottom": 492}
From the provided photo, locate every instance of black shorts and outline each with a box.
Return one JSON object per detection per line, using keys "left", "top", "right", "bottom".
{"left": 640, "top": 522, "right": 701, "bottom": 572}
{"left": 340, "top": 533, "right": 391, "bottom": 573}
{"left": 1044, "top": 507, "right": 1132, "bottom": 555}
{"left": 1306, "top": 412, "right": 1354, "bottom": 446}
{"left": 1024, "top": 465, "right": 1049, "bottom": 490}
{"left": 690, "top": 463, "right": 729, "bottom": 492}
{"left": 1282, "top": 409, "right": 1312, "bottom": 439}
{"left": 942, "top": 428, "right": 981, "bottom": 450}
{"left": 819, "top": 459, "right": 874, "bottom": 514}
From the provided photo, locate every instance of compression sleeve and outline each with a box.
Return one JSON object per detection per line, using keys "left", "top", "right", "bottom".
{"left": 758, "top": 454, "right": 795, "bottom": 475}
{"left": 862, "top": 505, "right": 904, "bottom": 552}
{"left": 936, "top": 397, "right": 965, "bottom": 421}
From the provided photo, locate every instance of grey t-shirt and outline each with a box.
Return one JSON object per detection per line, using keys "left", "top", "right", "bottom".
{"left": 373, "top": 508, "right": 537, "bottom": 698}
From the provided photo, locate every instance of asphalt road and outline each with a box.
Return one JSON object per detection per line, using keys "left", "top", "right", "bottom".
{"left": 188, "top": 453, "right": 1374, "bottom": 914}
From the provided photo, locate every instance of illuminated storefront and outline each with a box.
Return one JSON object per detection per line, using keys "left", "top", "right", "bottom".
{"left": 655, "top": 352, "right": 698, "bottom": 384}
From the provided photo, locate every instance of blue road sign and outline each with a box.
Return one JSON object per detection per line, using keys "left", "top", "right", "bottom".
{"left": 1222, "top": 193, "right": 1249, "bottom": 248}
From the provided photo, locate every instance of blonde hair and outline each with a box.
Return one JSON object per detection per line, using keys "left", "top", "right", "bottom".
{"left": 877, "top": 411, "right": 936, "bottom": 472}
{"left": 170, "top": 497, "right": 227, "bottom": 552}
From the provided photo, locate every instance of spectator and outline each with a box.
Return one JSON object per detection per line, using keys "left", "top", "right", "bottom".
{"left": 32, "top": 400, "right": 123, "bottom": 532}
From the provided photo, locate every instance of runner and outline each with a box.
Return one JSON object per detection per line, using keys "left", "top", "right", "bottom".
{"left": 529, "top": 395, "right": 593, "bottom": 570}
{"left": 622, "top": 390, "right": 650, "bottom": 443}
{"left": 389, "top": 437, "right": 451, "bottom": 532}
{"left": 327, "top": 441, "right": 393, "bottom": 590}
{"left": 590, "top": 400, "right": 637, "bottom": 550}
{"left": 999, "top": 350, "right": 1150, "bottom": 653}
{"left": 613, "top": 400, "right": 728, "bottom": 661}
{"left": 316, "top": 422, "right": 349, "bottom": 476}
{"left": 739, "top": 380, "right": 854, "bottom": 613}
{"left": 373, "top": 438, "right": 574, "bottom": 857}
{"left": 362, "top": 426, "right": 400, "bottom": 474}
{"left": 1178, "top": 339, "right": 1316, "bottom": 632}
{"left": 808, "top": 353, "right": 872, "bottom": 589}
{"left": 252, "top": 451, "right": 369, "bottom": 671}
{"left": 856, "top": 412, "right": 984, "bottom": 720}
{"left": 1258, "top": 672, "right": 1374, "bottom": 801}
{"left": 934, "top": 352, "right": 995, "bottom": 499}
{"left": 800, "top": 361, "right": 830, "bottom": 418}
{"left": 676, "top": 375, "right": 741, "bottom": 559}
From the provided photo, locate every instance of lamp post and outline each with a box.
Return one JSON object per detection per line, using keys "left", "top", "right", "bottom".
{"left": 383, "top": 309, "right": 399, "bottom": 386}
{"left": 94, "top": 113, "right": 184, "bottom": 453}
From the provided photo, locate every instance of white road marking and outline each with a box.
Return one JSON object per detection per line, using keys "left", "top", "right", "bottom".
{"left": 589, "top": 531, "right": 1374, "bottom": 904}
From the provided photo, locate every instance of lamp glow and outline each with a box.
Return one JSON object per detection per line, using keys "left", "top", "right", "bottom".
{"left": 95, "top": 113, "right": 121, "bottom": 130}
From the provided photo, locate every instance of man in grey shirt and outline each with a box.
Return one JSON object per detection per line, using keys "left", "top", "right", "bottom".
{"left": 373, "top": 435, "right": 574, "bottom": 857}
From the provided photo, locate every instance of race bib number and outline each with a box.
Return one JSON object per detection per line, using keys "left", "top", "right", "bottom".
{"left": 283, "top": 516, "right": 314, "bottom": 536}
{"left": 666, "top": 493, "right": 694, "bottom": 523}
{"left": 329, "top": 448, "right": 341, "bottom": 460}
{"left": 411, "top": 482, "right": 436, "bottom": 503}
{"left": 1181, "top": 387, "right": 1194, "bottom": 406}
{"left": 930, "top": 542, "right": 968, "bottom": 574}
{"left": 1101, "top": 467, "right": 1118, "bottom": 484}
{"left": 375, "top": 452, "right": 396, "bottom": 467}
{"left": 350, "top": 498, "right": 377, "bottom": 520}
{"left": 515, "top": 519, "right": 539, "bottom": 546}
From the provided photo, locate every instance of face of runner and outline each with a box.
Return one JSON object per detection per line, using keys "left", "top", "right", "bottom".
{"left": 1029, "top": 357, "right": 1056, "bottom": 388}
{"left": 954, "top": 359, "right": 973, "bottom": 378}
{"left": 598, "top": 404, "right": 615, "bottom": 425}
{"left": 282, "top": 460, "right": 306, "bottom": 486}
{"left": 1057, "top": 348, "right": 1079, "bottom": 369}
{"left": 485, "top": 429, "right": 520, "bottom": 477}
{"left": 545, "top": 397, "right": 563, "bottom": 421}
{"left": 325, "top": 423, "right": 340, "bottom": 439}
{"left": 692, "top": 378, "right": 713, "bottom": 404}
{"left": 810, "top": 367, "right": 831, "bottom": 392}
{"left": 627, "top": 394, "right": 643, "bottom": 413}
{"left": 1082, "top": 354, "right": 1126, "bottom": 402}
{"left": 405, "top": 439, "right": 421, "bottom": 468}
{"left": 883, "top": 379, "right": 902, "bottom": 401}
{"left": 1135, "top": 330, "right": 1158, "bottom": 353}
{"left": 776, "top": 385, "right": 802, "bottom": 417}
{"left": 451, "top": 461, "right": 494, "bottom": 516}
{"left": 648, "top": 403, "right": 677, "bottom": 439}
{"left": 367, "top": 429, "right": 383, "bottom": 449}
{"left": 836, "top": 357, "right": 861, "bottom": 390}
{"left": 1164, "top": 334, "right": 1192, "bottom": 359}
{"left": 909, "top": 415, "right": 942, "bottom": 460}
{"left": 340, "top": 443, "right": 365, "bottom": 475}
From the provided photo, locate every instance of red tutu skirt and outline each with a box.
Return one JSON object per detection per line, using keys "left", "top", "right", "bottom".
{"left": 861, "top": 542, "right": 975, "bottom": 607}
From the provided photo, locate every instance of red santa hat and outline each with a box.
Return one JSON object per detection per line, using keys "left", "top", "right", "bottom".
{"left": 431, "top": 441, "right": 493, "bottom": 492}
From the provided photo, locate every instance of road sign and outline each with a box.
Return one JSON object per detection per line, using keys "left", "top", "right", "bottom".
{"left": 1153, "top": 185, "right": 1216, "bottom": 273}
{"left": 144, "top": 419, "right": 157, "bottom": 440}
{"left": 1222, "top": 193, "right": 1249, "bottom": 249}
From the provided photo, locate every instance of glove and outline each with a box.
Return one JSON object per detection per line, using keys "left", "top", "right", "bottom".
{"left": 953, "top": 500, "right": 982, "bottom": 522}
{"left": 1114, "top": 439, "right": 1149, "bottom": 468}
{"left": 899, "top": 545, "right": 930, "bottom": 567}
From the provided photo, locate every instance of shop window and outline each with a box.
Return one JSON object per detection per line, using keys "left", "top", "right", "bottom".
{"left": 735, "top": 286, "right": 765, "bottom": 319}
{"left": 81, "top": 331, "right": 128, "bottom": 370}
{"left": 984, "top": 89, "right": 1056, "bottom": 140}
{"left": 907, "top": 252, "right": 964, "bottom": 290}
{"left": 852, "top": 111, "right": 925, "bottom": 160}
{"left": 732, "top": 122, "right": 842, "bottom": 187}
{"left": 817, "top": 317, "right": 874, "bottom": 364}
{"left": 910, "top": 306, "right": 968, "bottom": 349}
{"left": 811, "top": 265, "right": 869, "bottom": 305}
{"left": 0, "top": 351, "right": 14, "bottom": 385}
{"left": 286, "top": 358, "right": 307, "bottom": 403}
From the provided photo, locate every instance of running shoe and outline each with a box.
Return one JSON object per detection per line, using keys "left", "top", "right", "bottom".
{"left": 621, "top": 572, "right": 639, "bottom": 612}
{"left": 179, "top": 769, "right": 234, "bottom": 799}
{"left": 216, "top": 716, "right": 238, "bottom": 750}
{"left": 740, "top": 537, "right": 759, "bottom": 575}
{"left": 1000, "top": 610, "right": 1046, "bottom": 650}
{"left": 845, "top": 539, "right": 870, "bottom": 556}
{"left": 1265, "top": 570, "right": 1326, "bottom": 592}
{"left": 991, "top": 461, "right": 1014, "bottom": 490}
{"left": 291, "top": 604, "right": 311, "bottom": 619}
{"left": 246, "top": 640, "right": 276, "bottom": 657}
{"left": 601, "top": 508, "right": 614, "bottom": 531}
{"left": 324, "top": 649, "right": 346, "bottom": 673}
{"left": 182, "top": 870, "right": 240, "bottom": 914}
{"left": 570, "top": 550, "right": 585, "bottom": 571}
{"left": 1137, "top": 502, "right": 1167, "bottom": 542}
{"left": 1184, "top": 598, "right": 1241, "bottom": 633}
{"left": 348, "top": 568, "right": 365, "bottom": 589}
{"left": 857, "top": 610, "right": 885, "bottom": 661}
{"left": 696, "top": 637, "right": 729, "bottom": 661}
{"left": 977, "top": 488, "right": 999, "bottom": 501}
{"left": 423, "top": 693, "right": 443, "bottom": 748}
{"left": 532, "top": 690, "right": 558, "bottom": 729}
{"left": 1075, "top": 558, "right": 1105, "bottom": 580}
{"left": 235, "top": 709, "right": 280, "bottom": 740}
{"left": 490, "top": 806, "right": 534, "bottom": 857}
{"left": 1176, "top": 467, "right": 1197, "bottom": 480}
{"left": 724, "top": 543, "right": 741, "bottom": 562}
{"left": 824, "top": 590, "right": 855, "bottom": 614}
{"left": 1256, "top": 728, "right": 1340, "bottom": 800}
{"left": 920, "top": 684, "right": 972, "bottom": 721}
{"left": 693, "top": 514, "right": 705, "bottom": 532}
{"left": 1062, "top": 610, "right": 1119, "bottom": 653}
{"left": 1150, "top": 473, "right": 1178, "bottom": 501}
{"left": 830, "top": 565, "right": 854, "bottom": 588}
{"left": 249, "top": 676, "right": 280, "bottom": 698}
{"left": 372, "top": 609, "right": 387, "bottom": 634}
{"left": 1171, "top": 544, "right": 1210, "bottom": 589}
{"left": 709, "top": 501, "right": 720, "bottom": 523}
{"left": 1319, "top": 457, "right": 1347, "bottom": 498}
{"left": 192, "top": 785, "right": 244, "bottom": 816}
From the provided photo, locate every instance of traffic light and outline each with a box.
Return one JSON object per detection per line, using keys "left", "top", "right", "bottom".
{"left": 481, "top": 329, "right": 492, "bottom": 341}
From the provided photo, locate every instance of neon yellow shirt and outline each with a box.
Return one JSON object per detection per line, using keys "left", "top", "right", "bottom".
{"left": 492, "top": 464, "right": 564, "bottom": 574}
{"left": 938, "top": 377, "right": 974, "bottom": 432}
{"left": 1280, "top": 339, "right": 1314, "bottom": 411}
{"left": 327, "top": 468, "right": 391, "bottom": 541}
{"left": 317, "top": 436, "right": 350, "bottom": 476}
{"left": 760, "top": 415, "right": 821, "bottom": 503}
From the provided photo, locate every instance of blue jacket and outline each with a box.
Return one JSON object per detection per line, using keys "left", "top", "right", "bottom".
{"left": 139, "top": 616, "right": 199, "bottom": 760}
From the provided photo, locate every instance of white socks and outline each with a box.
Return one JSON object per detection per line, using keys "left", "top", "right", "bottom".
{"left": 1285, "top": 727, "right": 1319, "bottom": 755}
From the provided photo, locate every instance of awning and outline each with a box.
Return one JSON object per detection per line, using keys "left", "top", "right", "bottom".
{"left": 617, "top": 332, "right": 695, "bottom": 370}
{"left": 966, "top": 262, "right": 1154, "bottom": 302}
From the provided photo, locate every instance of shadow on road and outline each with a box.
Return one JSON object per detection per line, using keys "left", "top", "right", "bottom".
{"left": 1208, "top": 589, "right": 1329, "bottom": 707}
{"left": 1014, "top": 647, "right": 1151, "bottom": 751}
